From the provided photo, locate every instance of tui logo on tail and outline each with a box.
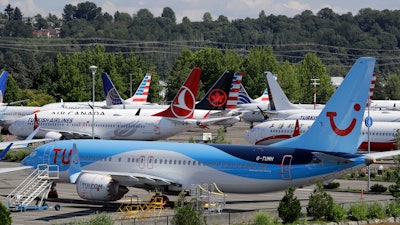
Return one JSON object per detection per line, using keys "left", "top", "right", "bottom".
{"left": 326, "top": 103, "right": 360, "bottom": 136}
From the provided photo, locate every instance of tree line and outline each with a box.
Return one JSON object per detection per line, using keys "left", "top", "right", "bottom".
{"left": 0, "top": 2, "right": 398, "bottom": 104}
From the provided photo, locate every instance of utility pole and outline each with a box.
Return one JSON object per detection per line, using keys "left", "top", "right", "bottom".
{"left": 311, "top": 77, "right": 320, "bottom": 109}
{"left": 89, "top": 65, "right": 97, "bottom": 139}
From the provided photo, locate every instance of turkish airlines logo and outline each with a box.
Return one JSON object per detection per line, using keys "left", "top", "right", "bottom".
{"left": 171, "top": 86, "right": 195, "bottom": 118}
{"left": 208, "top": 89, "right": 227, "bottom": 107}
{"left": 326, "top": 103, "right": 360, "bottom": 136}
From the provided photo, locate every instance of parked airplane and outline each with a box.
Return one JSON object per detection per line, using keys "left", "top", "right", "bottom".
{"left": 263, "top": 72, "right": 400, "bottom": 122}
{"left": 41, "top": 72, "right": 153, "bottom": 110}
{"left": 9, "top": 68, "right": 235, "bottom": 141}
{"left": 244, "top": 119, "right": 399, "bottom": 151}
{"left": 15, "top": 57, "right": 400, "bottom": 204}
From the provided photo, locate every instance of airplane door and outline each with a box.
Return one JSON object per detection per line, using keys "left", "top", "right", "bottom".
{"left": 43, "top": 145, "right": 53, "bottom": 165}
{"left": 147, "top": 156, "right": 154, "bottom": 169}
{"left": 280, "top": 155, "right": 293, "bottom": 180}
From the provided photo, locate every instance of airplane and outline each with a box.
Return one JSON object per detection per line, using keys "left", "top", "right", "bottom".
{"left": 244, "top": 119, "right": 399, "bottom": 151}
{"left": 263, "top": 72, "right": 400, "bottom": 122}
{"left": 41, "top": 72, "right": 153, "bottom": 110}
{"left": 9, "top": 68, "right": 236, "bottom": 141}
{"left": 15, "top": 57, "right": 400, "bottom": 204}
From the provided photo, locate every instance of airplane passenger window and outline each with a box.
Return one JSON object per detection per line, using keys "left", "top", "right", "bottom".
{"left": 178, "top": 160, "right": 181, "bottom": 165}
{"left": 154, "top": 159, "right": 157, "bottom": 164}
{"left": 127, "top": 158, "right": 130, "bottom": 163}
{"left": 182, "top": 160, "right": 186, "bottom": 165}
{"left": 187, "top": 161, "right": 191, "bottom": 165}
{"left": 169, "top": 160, "right": 172, "bottom": 164}
{"left": 174, "top": 160, "right": 177, "bottom": 164}
{"left": 119, "top": 157, "right": 121, "bottom": 162}
{"left": 164, "top": 159, "right": 168, "bottom": 164}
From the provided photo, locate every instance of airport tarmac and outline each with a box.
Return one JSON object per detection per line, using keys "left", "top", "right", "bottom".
{"left": 0, "top": 121, "right": 397, "bottom": 224}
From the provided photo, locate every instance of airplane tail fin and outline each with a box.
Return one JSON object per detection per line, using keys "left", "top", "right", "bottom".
{"left": 254, "top": 73, "right": 276, "bottom": 102}
{"left": 270, "top": 57, "right": 376, "bottom": 153}
{"left": 238, "top": 84, "right": 256, "bottom": 105}
{"left": 225, "top": 72, "right": 243, "bottom": 110}
{"left": 126, "top": 72, "right": 152, "bottom": 103}
{"left": 152, "top": 68, "right": 201, "bottom": 118}
{"left": 265, "top": 71, "right": 301, "bottom": 111}
{"left": 68, "top": 143, "right": 82, "bottom": 184}
{"left": 0, "top": 143, "right": 13, "bottom": 160}
{"left": 101, "top": 72, "right": 124, "bottom": 106}
{"left": 0, "top": 71, "right": 9, "bottom": 103}
{"left": 195, "top": 70, "right": 235, "bottom": 110}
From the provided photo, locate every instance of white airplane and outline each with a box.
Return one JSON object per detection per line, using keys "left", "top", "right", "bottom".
{"left": 9, "top": 68, "right": 236, "bottom": 141}
{"left": 244, "top": 119, "right": 399, "bottom": 151}
{"left": 263, "top": 72, "right": 400, "bottom": 122}
{"left": 13, "top": 57, "right": 400, "bottom": 204}
{"left": 41, "top": 72, "right": 153, "bottom": 110}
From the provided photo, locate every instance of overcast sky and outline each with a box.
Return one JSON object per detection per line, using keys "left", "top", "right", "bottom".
{"left": 1, "top": 0, "right": 399, "bottom": 22}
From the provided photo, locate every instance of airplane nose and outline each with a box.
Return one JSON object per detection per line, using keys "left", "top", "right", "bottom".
{"left": 243, "top": 129, "right": 255, "bottom": 145}
{"left": 8, "top": 122, "right": 15, "bottom": 134}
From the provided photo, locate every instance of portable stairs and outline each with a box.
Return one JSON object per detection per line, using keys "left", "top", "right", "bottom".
{"left": 116, "top": 191, "right": 165, "bottom": 220}
{"left": 191, "top": 182, "right": 226, "bottom": 213}
{"left": 7, "top": 164, "right": 60, "bottom": 212}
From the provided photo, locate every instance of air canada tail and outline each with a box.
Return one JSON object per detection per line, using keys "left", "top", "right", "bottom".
{"left": 101, "top": 72, "right": 124, "bottom": 106}
{"left": 152, "top": 68, "right": 201, "bottom": 118}
{"left": 0, "top": 71, "right": 9, "bottom": 103}
{"left": 126, "top": 72, "right": 152, "bottom": 103}
{"left": 265, "top": 71, "right": 301, "bottom": 111}
{"left": 195, "top": 70, "right": 235, "bottom": 110}
{"left": 270, "top": 57, "right": 376, "bottom": 153}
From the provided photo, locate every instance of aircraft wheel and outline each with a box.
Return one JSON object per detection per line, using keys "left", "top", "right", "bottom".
{"left": 54, "top": 204, "right": 61, "bottom": 211}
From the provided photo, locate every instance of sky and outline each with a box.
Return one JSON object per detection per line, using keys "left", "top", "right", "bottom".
{"left": 0, "top": 0, "right": 399, "bottom": 22}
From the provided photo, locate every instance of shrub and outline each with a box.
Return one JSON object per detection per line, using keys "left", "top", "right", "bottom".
{"left": 4, "top": 149, "right": 30, "bottom": 162}
{"left": 348, "top": 202, "right": 368, "bottom": 221}
{"left": 368, "top": 202, "right": 386, "bottom": 219}
{"left": 278, "top": 187, "right": 301, "bottom": 224}
{"left": 370, "top": 183, "right": 387, "bottom": 193}
{"left": 252, "top": 211, "right": 275, "bottom": 225}
{"left": 307, "top": 181, "right": 333, "bottom": 220}
{"left": 327, "top": 203, "right": 346, "bottom": 222}
{"left": 171, "top": 192, "right": 206, "bottom": 225}
{"left": 386, "top": 200, "right": 400, "bottom": 217}
{"left": 0, "top": 201, "right": 12, "bottom": 225}
{"left": 70, "top": 212, "right": 113, "bottom": 225}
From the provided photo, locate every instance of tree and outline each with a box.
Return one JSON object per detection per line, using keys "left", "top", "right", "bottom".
{"left": 62, "top": 4, "right": 76, "bottom": 21}
{"left": 307, "top": 180, "right": 333, "bottom": 220}
{"left": 278, "top": 187, "right": 301, "bottom": 223}
{"left": 4, "top": 4, "right": 13, "bottom": 21}
{"left": 203, "top": 12, "right": 212, "bottom": 22}
{"left": 12, "top": 7, "right": 22, "bottom": 21}
{"left": 75, "top": 1, "right": 101, "bottom": 21}
{"left": 161, "top": 7, "right": 176, "bottom": 24}
{"left": 0, "top": 201, "right": 11, "bottom": 225}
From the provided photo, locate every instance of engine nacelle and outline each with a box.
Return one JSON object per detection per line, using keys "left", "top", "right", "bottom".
{"left": 44, "top": 131, "right": 63, "bottom": 141}
{"left": 76, "top": 173, "right": 129, "bottom": 201}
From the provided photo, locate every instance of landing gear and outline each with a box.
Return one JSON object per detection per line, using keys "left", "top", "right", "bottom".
{"left": 48, "top": 182, "right": 58, "bottom": 198}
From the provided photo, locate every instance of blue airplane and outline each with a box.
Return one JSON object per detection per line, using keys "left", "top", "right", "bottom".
{"left": 17, "top": 57, "right": 400, "bottom": 203}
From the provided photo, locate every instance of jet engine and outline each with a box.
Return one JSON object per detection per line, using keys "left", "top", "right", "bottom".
{"left": 44, "top": 131, "right": 63, "bottom": 141}
{"left": 76, "top": 173, "right": 129, "bottom": 201}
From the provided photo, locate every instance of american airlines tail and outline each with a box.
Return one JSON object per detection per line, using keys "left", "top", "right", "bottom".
{"left": 0, "top": 71, "right": 9, "bottom": 104}
{"left": 271, "top": 57, "right": 376, "bottom": 153}
{"left": 126, "top": 72, "right": 152, "bottom": 103}
{"left": 101, "top": 72, "right": 124, "bottom": 106}
{"left": 152, "top": 68, "right": 201, "bottom": 119}
{"left": 195, "top": 70, "right": 235, "bottom": 110}
{"left": 225, "top": 72, "right": 242, "bottom": 110}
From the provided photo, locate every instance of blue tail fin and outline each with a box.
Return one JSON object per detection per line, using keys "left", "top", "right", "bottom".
{"left": 271, "top": 57, "right": 376, "bottom": 153}
{"left": 0, "top": 71, "right": 9, "bottom": 103}
{"left": 101, "top": 72, "right": 124, "bottom": 106}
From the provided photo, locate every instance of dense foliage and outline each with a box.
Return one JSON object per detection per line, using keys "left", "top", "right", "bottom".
{"left": 0, "top": 2, "right": 399, "bottom": 103}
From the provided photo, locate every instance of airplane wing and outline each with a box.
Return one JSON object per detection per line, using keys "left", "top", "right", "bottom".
{"left": 364, "top": 150, "right": 400, "bottom": 162}
{"left": 0, "top": 139, "right": 53, "bottom": 149}
{"left": 0, "top": 166, "right": 33, "bottom": 173}
{"left": 39, "top": 127, "right": 95, "bottom": 139}
{"left": 83, "top": 170, "right": 179, "bottom": 187}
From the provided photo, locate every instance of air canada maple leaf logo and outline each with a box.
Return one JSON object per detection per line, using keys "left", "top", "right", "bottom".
{"left": 171, "top": 86, "right": 195, "bottom": 118}
{"left": 208, "top": 89, "right": 227, "bottom": 107}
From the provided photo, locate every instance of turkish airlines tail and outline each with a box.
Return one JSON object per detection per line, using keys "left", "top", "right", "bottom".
{"left": 152, "top": 68, "right": 201, "bottom": 118}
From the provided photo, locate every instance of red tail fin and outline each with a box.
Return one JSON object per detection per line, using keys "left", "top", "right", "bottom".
{"left": 153, "top": 68, "right": 201, "bottom": 118}
{"left": 34, "top": 113, "right": 39, "bottom": 130}
{"left": 292, "top": 119, "right": 300, "bottom": 137}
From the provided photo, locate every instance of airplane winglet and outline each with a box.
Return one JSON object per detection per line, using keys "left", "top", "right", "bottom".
{"left": 0, "top": 143, "right": 13, "bottom": 161}
{"left": 0, "top": 71, "right": 9, "bottom": 104}
{"left": 69, "top": 143, "right": 82, "bottom": 184}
